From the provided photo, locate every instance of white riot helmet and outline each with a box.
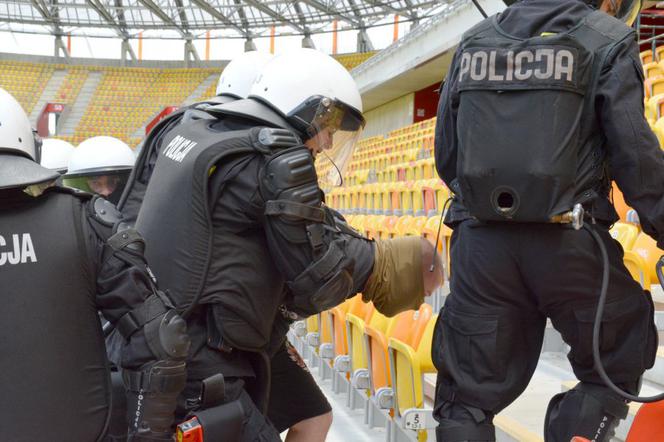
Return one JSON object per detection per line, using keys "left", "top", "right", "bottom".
{"left": 0, "top": 87, "right": 59, "bottom": 190}
{"left": 64, "top": 136, "right": 135, "bottom": 204}
{"left": 40, "top": 138, "right": 75, "bottom": 174}
{"left": 216, "top": 51, "right": 274, "bottom": 99}
{"left": 249, "top": 48, "right": 365, "bottom": 186}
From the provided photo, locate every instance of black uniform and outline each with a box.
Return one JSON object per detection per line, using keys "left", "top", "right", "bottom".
{"left": 125, "top": 99, "right": 375, "bottom": 440}
{"left": 433, "top": 1, "right": 662, "bottom": 441}
{"left": 0, "top": 186, "right": 188, "bottom": 442}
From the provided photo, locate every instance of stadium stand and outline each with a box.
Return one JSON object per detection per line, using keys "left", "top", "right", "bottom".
{"left": 0, "top": 60, "right": 53, "bottom": 114}
{"left": 2, "top": 27, "right": 664, "bottom": 438}
{"left": 0, "top": 52, "right": 372, "bottom": 149}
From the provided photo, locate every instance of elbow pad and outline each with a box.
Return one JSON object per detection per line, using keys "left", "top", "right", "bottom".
{"left": 288, "top": 239, "right": 355, "bottom": 316}
{"left": 122, "top": 306, "right": 190, "bottom": 441}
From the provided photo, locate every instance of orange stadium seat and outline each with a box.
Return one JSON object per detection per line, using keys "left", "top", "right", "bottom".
{"left": 641, "top": 50, "right": 654, "bottom": 64}
{"left": 626, "top": 401, "right": 664, "bottom": 442}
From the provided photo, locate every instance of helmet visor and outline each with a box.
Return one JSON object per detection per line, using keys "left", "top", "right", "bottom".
{"left": 304, "top": 98, "right": 364, "bottom": 188}
{"left": 601, "top": 0, "right": 642, "bottom": 26}
{"left": 63, "top": 170, "right": 130, "bottom": 205}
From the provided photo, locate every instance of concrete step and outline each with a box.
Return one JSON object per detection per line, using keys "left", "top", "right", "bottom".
{"left": 182, "top": 73, "right": 218, "bottom": 106}
{"left": 59, "top": 71, "right": 103, "bottom": 135}
{"left": 29, "top": 69, "right": 68, "bottom": 125}
{"left": 424, "top": 351, "right": 664, "bottom": 441}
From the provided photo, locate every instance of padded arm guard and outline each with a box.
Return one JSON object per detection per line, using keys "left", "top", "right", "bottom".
{"left": 107, "top": 229, "right": 191, "bottom": 441}
{"left": 122, "top": 307, "right": 189, "bottom": 441}
{"left": 260, "top": 146, "right": 373, "bottom": 316}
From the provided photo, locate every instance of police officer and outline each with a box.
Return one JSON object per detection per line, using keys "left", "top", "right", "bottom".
{"left": 432, "top": 0, "right": 662, "bottom": 441}
{"left": 215, "top": 50, "right": 338, "bottom": 442}
{"left": 64, "top": 135, "right": 135, "bottom": 204}
{"left": 120, "top": 48, "right": 443, "bottom": 441}
{"left": 0, "top": 87, "right": 190, "bottom": 442}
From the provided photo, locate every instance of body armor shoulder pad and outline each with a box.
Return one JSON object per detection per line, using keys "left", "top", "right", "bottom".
{"left": 254, "top": 127, "right": 302, "bottom": 154}
{"left": 462, "top": 16, "right": 495, "bottom": 41}
{"left": 583, "top": 10, "right": 633, "bottom": 43}
{"left": 91, "top": 196, "right": 123, "bottom": 227}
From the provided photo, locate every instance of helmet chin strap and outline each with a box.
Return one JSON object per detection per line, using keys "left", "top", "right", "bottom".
{"left": 320, "top": 150, "right": 343, "bottom": 187}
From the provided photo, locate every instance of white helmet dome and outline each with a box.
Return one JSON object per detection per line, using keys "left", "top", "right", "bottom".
{"left": 40, "top": 138, "right": 75, "bottom": 174}
{"left": 0, "top": 87, "right": 37, "bottom": 161}
{"left": 0, "top": 87, "right": 59, "bottom": 189}
{"left": 216, "top": 51, "right": 274, "bottom": 99}
{"left": 66, "top": 136, "right": 135, "bottom": 177}
{"left": 249, "top": 48, "right": 365, "bottom": 187}
{"left": 249, "top": 48, "right": 364, "bottom": 124}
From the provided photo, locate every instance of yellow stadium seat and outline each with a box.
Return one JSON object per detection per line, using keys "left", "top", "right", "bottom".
{"left": 653, "top": 118, "right": 664, "bottom": 149}
{"left": 645, "top": 93, "right": 664, "bottom": 124}
{"left": 645, "top": 77, "right": 664, "bottom": 100}
{"left": 644, "top": 62, "right": 664, "bottom": 79}
{"left": 351, "top": 215, "right": 366, "bottom": 234}
{"left": 388, "top": 314, "right": 438, "bottom": 425}
{"left": 364, "top": 305, "right": 433, "bottom": 416}
{"left": 610, "top": 222, "right": 639, "bottom": 250}
{"left": 632, "top": 233, "right": 664, "bottom": 287}
{"left": 657, "top": 46, "right": 664, "bottom": 63}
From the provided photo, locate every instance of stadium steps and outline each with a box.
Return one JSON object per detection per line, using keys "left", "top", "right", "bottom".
{"left": 59, "top": 71, "right": 103, "bottom": 135}
{"left": 182, "top": 73, "right": 218, "bottom": 106}
{"left": 28, "top": 69, "right": 67, "bottom": 125}
{"left": 422, "top": 347, "right": 664, "bottom": 441}
{"left": 131, "top": 108, "right": 162, "bottom": 138}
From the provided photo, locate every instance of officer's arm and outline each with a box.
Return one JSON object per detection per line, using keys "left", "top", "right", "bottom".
{"left": 599, "top": 38, "right": 664, "bottom": 247}
{"left": 89, "top": 198, "right": 190, "bottom": 441}
{"left": 260, "top": 150, "right": 442, "bottom": 317}
{"left": 434, "top": 48, "right": 462, "bottom": 187}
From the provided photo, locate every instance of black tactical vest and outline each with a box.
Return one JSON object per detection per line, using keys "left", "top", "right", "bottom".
{"left": 135, "top": 118, "right": 261, "bottom": 319}
{"left": 455, "top": 11, "right": 632, "bottom": 222}
{"left": 0, "top": 189, "right": 110, "bottom": 442}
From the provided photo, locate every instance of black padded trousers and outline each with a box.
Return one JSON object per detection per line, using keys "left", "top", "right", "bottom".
{"left": 432, "top": 220, "right": 658, "bottom": 441}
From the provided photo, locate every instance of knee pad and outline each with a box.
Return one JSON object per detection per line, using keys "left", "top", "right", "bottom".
{"left": 544, "top": 383, "right": 628, "bottom": 442}
{"left": 435, "top": 402, "right": 495, "bottom": 442}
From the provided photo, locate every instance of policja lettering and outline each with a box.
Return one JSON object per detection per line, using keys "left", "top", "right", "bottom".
{"left": 458, "top": 47, "right": 575, "bottom": 84}
{"left": 0, "top": 233, "right": 37, "bottom": 265}
{"left": 163, "top": 135, "right": 198, "bottom": 163}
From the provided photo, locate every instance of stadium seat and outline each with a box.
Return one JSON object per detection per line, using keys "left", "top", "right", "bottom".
{"left": 632, "top": 232, "right": 664, "bottom": 286}
{"left": 625, "top": 401, "right": 664, "bottom": 442}
{"left": 364, "top": 305, "right": 433, "bottom": 421}
{"left": 388, "top": 314, "right": 439, "bottom": 440}
{"left": 609, "top": 222, "right": 639, "bottom": 250}
{"left": 645, "top": 77, "right": 664, "bottom": 100}
{"left": 611, "top": 182, "right": 631, "bottom": 221}
{"left": 643, "top": 62, "right": 664, "bottom": 79}
{"left": 646, "top": 93, "right": 664, "bottom": 125}
{"left": 640, "top": 49, "right": 654, "bottom": 64}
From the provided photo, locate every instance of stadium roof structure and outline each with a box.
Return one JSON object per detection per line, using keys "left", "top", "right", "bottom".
{"left": 0, "top": 0, "right": 452, "bottom": 44}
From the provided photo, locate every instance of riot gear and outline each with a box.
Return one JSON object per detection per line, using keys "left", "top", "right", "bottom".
{"left": 64, "top": 136, "right": 135, "bottom": 204}
{"left": 0, "top": 88, "right": 59, "bottom": 189}
{"left": 216, "top": 50, "right": 273, "bottom": 99}
{"left": 121, "top": 48, "right": 437, "bottom": 441}
{"left": 40, "top": 138, "right": 75, "bottom": 174}
{"left": 433, "top": 0, "right": 662, "bottom": 440}
{"left": 586, "top": 0, "right": 642, "bottom": 26}
{"left": 249, "top": 48, "right": 366, "bottom": 186}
